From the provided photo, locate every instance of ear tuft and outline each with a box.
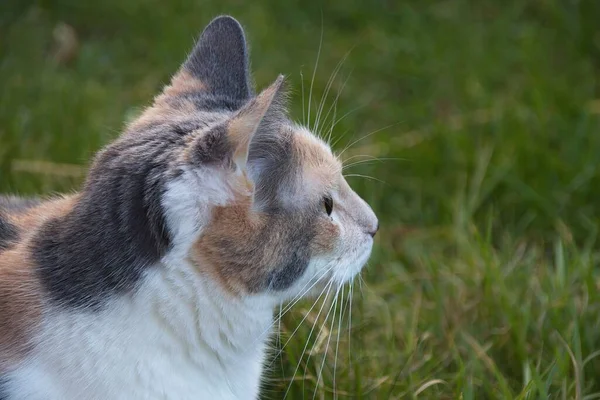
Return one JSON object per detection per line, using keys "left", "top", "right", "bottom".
{"left": 182, "top": 16, "right": 252, "bottom": 100}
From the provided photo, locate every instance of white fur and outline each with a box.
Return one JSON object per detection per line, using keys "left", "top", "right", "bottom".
{"left": 5, "top": 261, "right": 274, "bottom": 400}
{"left": 161, "top": 167, "right": 233, "bottom": 262}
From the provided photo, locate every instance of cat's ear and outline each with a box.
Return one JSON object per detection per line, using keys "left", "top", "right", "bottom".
{"left": 170, "top": 16, "right": 253, "bottom": 100}
{"left": 227, "top": 75, "right": 286, "bottom": 171}
{"left": 186, "top": 76, "right": 286, "bottom": 169}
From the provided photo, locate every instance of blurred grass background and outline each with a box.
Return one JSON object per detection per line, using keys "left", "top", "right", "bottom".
{"left": 2, "top": 0, "right": 600, "bottom": 398}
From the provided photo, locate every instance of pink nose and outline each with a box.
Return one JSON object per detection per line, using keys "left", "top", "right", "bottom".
{"left": 368, "top": 223, "right": 379, "bottom": 238}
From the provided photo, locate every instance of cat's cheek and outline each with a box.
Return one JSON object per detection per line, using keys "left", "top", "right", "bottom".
{"left": 310, "top": 218, "right": 340, "bottom": 256}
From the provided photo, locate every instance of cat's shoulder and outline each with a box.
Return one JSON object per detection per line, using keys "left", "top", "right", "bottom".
{"left": 0, "top": 196, "right": 42, "bottom": 214}
{"left": 0, "top": 195, "right": 78, "bottom": 375}
{"left": 0, "top": 195, "right": 77, "bottom": 251}
{"left": 0, "top": 196, "right": 40, "bottom": 252}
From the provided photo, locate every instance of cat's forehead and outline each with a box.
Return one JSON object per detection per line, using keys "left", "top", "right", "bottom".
{"left": 290, "top": 125, "right": 341, "bottom": 193}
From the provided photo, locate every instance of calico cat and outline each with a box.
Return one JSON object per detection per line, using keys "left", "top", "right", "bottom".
{"left": 0, "top": 16, "right": 378, "bottom": 399}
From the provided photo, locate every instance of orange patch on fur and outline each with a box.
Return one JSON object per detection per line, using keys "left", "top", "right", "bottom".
{"left": 0, "top": 247, "right": 42, "bottom": 373}
{"left": 190, "top": 197, "right": 263, "bottom": 296}
{"left": 162, "top": 70, "right": 207, "bottom": 98}
{"left": 311, "top": 218, "right": 340, "bottom": 255}
{"left": 290, "top": 131, "right": 341, "bottom": 253}
{"left": 288, "top": 130, "right": 342, "bottom": 205}
{"left": 8, "top": 195, "right": 78, "bottom": 235}
{"left": 127, "top": 103, "right": 198, "bottom": 131}
{"left": 127, "top": 71, "right": 211, "bottom": 131}
{"left": 0, "top": 195, "right": 76, "bottom": 372}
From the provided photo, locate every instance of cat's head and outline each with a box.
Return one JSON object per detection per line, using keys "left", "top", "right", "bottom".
{"left": 137, "top": 16, "right": 378, "bottom": 302}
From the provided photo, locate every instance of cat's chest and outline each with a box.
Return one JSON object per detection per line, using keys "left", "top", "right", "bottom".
{"left": 8, "top": 269, "right": 271, "bottom": 400}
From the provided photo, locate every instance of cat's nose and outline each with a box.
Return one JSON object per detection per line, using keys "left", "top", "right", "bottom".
{"left": 367, "top": 222, "right": 379, "bottom": 238}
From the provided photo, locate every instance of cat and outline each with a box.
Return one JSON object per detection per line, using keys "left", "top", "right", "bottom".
{"left": 0, "top": 15, "right": 378, "bottom": 400}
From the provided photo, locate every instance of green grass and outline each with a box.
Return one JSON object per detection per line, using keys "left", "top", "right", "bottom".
{"left": 2, "top": 0, "right": 600, "bottom": 398}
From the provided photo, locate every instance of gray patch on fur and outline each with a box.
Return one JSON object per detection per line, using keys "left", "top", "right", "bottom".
{"left": 31, "top": 125, "right": 189, "bottom": 309}
{"left": 249, "top": 129, "right": 296, "bottom": 211}
{"left": 0, "top": 196, "right": 35, "bottom": 251}
{"left": 0, "top": 216, "right": 17, "bottom": 252}
{"left": 183, "top": 16, "right": 253, "bottom": 101}
{"left": 190, "top": 125, "right": 233, "bottom": 166}
{"left": 0, "top": 375, "right": 8, "bottom": 400}
{"left": 168, "top": 94, "right": 247, "bottom": 113}
{"left": 0, "top": 196, "right": 41, "bottom": 213}
{"left": 264, "top": 214, "right": 315, "bottom": 291}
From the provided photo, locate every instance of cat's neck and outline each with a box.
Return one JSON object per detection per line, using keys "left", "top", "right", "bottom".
{"left": 146, "top": 258, "right": 276, "bottom": 362}
{"left": 116, "top": 258, "right": 276, "bottom": 396}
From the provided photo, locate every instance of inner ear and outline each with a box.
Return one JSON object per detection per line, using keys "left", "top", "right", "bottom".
{"left": 173, "top": 16, "right": 253, "bottom": 100}
{"left": 227, "top": 75, "right": 287, "bottom": 171}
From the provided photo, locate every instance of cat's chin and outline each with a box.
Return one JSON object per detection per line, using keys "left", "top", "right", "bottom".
{"left": 331, "top": 243, "right": 373, "bottom": 285}
{"left": 285, "top": 247, "right": 372, "bottom": 302}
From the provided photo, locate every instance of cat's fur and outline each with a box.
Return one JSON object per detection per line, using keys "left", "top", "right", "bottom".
{"left": 0, "top": 16, "right": 378, "bottom": 399}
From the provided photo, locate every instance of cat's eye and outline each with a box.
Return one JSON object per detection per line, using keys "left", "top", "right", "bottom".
{"left": 323, "top": 195, "right": 333, "bottom": 216}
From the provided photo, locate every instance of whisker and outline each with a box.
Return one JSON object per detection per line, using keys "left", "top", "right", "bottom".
{"left": 338, "top": 122, "right": 403, "bottom": 158}
{"left": 348, "top": 278, "right": 354, "bottom": 365}
{"left": 278, "top": 262, "right": 336, "bottom": 318}
{"left": 277, "top": 265, "right": 334, "bottom": 315}
{"left": 269, "top": 276, "right": 335, "bottom": 368}
{"left": 283, "top": 279, "right": 335, "bottom": 399}
{"left": 358, "top": 273, "right": 365, "bottom": 295}
{"left": 313, "top": 57, "right": 346, "bottom": 135}
{"left": 332, "top": 284, "right": 345, "bottom": 399}
{"left": 313, "top": 51, "right": 352, "bottom": 136}
{"left": 341, "top": 154, "right": 377, "bottom": 163}
{"left": 327, "top": 96, "right": 338, "bottom": 146}
{"left": 302, "top": 283, "right": 341, "bottom": 395}
{"left": 331, "top": 128, "right": 351, "bottom": 150}
{"left": 307, "top": 13, "right": 324, "bottom": 129}
{"left": 343, "top": 173, "right": 387, "bottom": 184}
{"left": 301, "top": 70, "right": 306, "bottom": 126}
{"left": 312, "top": 283, "right": 341, "bottom": 399}
{"left": 322, "top": 69, "right": 353, "bottom": 145}
{"left": 342, "top": 157, "right": 404, "bottom": 171}
{"left": 278, "top": 302, "right": 284, "bottom": 376}
{"left": 329, "top": 105, "right": 367, "bottom": 148}
{"left": 252, "top": 262, "right": 337, "bottom": 348}
{"left": 301, "top": 282, "right": 340, "bottom": 396}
